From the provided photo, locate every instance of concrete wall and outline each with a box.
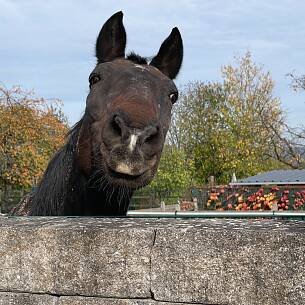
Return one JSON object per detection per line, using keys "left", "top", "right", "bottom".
{"left": 0, "top": 217, "right": 305, "bottom": 305}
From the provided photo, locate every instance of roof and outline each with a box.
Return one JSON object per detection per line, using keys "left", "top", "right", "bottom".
{"left": 230, "top": 169, "right": 305, "bottom": 186}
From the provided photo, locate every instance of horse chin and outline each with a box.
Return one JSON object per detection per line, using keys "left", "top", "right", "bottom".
{"left": 104, "top": 165, "right": 154, "bottom": 190}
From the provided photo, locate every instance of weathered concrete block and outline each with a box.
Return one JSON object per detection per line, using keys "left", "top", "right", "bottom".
{"left": 1, "top": 217, "right": 305, "bottom": 305}
{"left": 151, "top": 219, "right": 305, "bottom": 305}
{"left": 0, "top": 217, "right": 154, "bottom": 298}
{"left": 0, "top": 292, "right": 57, "bottom": 305}
{"left": 58, "top": 296, "right": 201, "bottom": 305}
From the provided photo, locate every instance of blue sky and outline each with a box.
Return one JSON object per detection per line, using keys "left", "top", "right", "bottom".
{"left": 1, "top": 0, "right": 305, "bottom": 125}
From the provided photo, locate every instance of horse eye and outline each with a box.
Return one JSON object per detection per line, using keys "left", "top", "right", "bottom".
{"left": 169, "top": 92, "right": 178, "bottom": 104}
{"left": 89, "top": 75, "right": 101, "bottom": 87}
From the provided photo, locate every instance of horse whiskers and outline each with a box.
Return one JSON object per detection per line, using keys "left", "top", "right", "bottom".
{"left": 106, "top": 187, "right": 115, "bottom": 205}
{"left": 100, "top": 179, "right": 110, "bottom": 193}
{"left": 117, "top": 186, "right": 124, "bottom": 208}
{"left": 87, "top": 164, "right": 107, "bottom": 185}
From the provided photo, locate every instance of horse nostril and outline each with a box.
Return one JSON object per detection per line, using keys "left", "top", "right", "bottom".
{"left": 144, "top": 126, "right": 159, "bottom": 144}
{"left": 112, "top": 115, "right": 123, "bottom": 137}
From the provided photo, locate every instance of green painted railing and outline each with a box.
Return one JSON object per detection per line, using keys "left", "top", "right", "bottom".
{"left": 127, "top": 210, "right": 305, "bottom": 219}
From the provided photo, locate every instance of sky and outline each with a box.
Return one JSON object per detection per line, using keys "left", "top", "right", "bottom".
{"left": 1, "top": 0, "right": 305, "bottom": 126}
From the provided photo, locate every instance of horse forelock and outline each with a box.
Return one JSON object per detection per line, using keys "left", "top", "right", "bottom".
{"left": 126, "top": 52, "right": 148, "bottom": 65}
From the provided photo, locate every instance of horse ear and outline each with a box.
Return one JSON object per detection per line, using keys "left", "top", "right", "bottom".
{"left": 95, "top": 11, "right": 126, "bottom": 63}
{"left": 150, "top": 27, "right": 183, "bottom": 79}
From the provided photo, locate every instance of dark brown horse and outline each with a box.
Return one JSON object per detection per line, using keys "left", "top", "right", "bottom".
{"left": 10, "top": 11, "right": 183, "bottom": 216}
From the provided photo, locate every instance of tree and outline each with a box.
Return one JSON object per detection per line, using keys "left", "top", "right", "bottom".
{"left": 147, "top": 144, "right": 195, "bottom": 191}
{"left": 288, "top": 72, "right": 305, "bottom": 91}
{"left": 135, "top": 144, "right": 194, "bottom": 205}
{"left": 266, "top": 72, "right": 305, "bottom": 168}
{"left": 169, "top": 52, "right": 286, "bottom": 184}
{"left": 267, "top": 123, "right": 305, "bottom": 169}
{"left": 221, "top": 52, "right": 286, "bottom": 174}
{"left": 0, "top": 84, "right": 68, "bottom": 188}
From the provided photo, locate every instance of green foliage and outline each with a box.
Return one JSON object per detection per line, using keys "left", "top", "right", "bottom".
{"left": 144, "top": 145, "right": 195, "bottom": 194}
{"left": 168, "top": 52, "right": 286, "bottom": 185}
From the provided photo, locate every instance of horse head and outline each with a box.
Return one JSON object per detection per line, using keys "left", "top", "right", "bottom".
{"left": 76, "top": 12, "right": 183, "bottom": 191}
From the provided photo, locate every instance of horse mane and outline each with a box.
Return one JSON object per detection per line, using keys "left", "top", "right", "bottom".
{"left": 28, "top": 119, "right": 83, "bottom": 215}
{"left": 126, "top": 52, "right": 148, "bottom": 64}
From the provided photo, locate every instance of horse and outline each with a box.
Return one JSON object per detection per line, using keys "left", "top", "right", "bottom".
{"left": 10, "top": 11, "right": 183, "bottom": 216}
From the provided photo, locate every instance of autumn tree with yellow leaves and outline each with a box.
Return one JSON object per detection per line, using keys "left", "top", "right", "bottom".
{"left": 0, "top": 84, "right": 68, "bottom": 189}
{"left": 168, "top": 52, "right": 286, "bottom": 184}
